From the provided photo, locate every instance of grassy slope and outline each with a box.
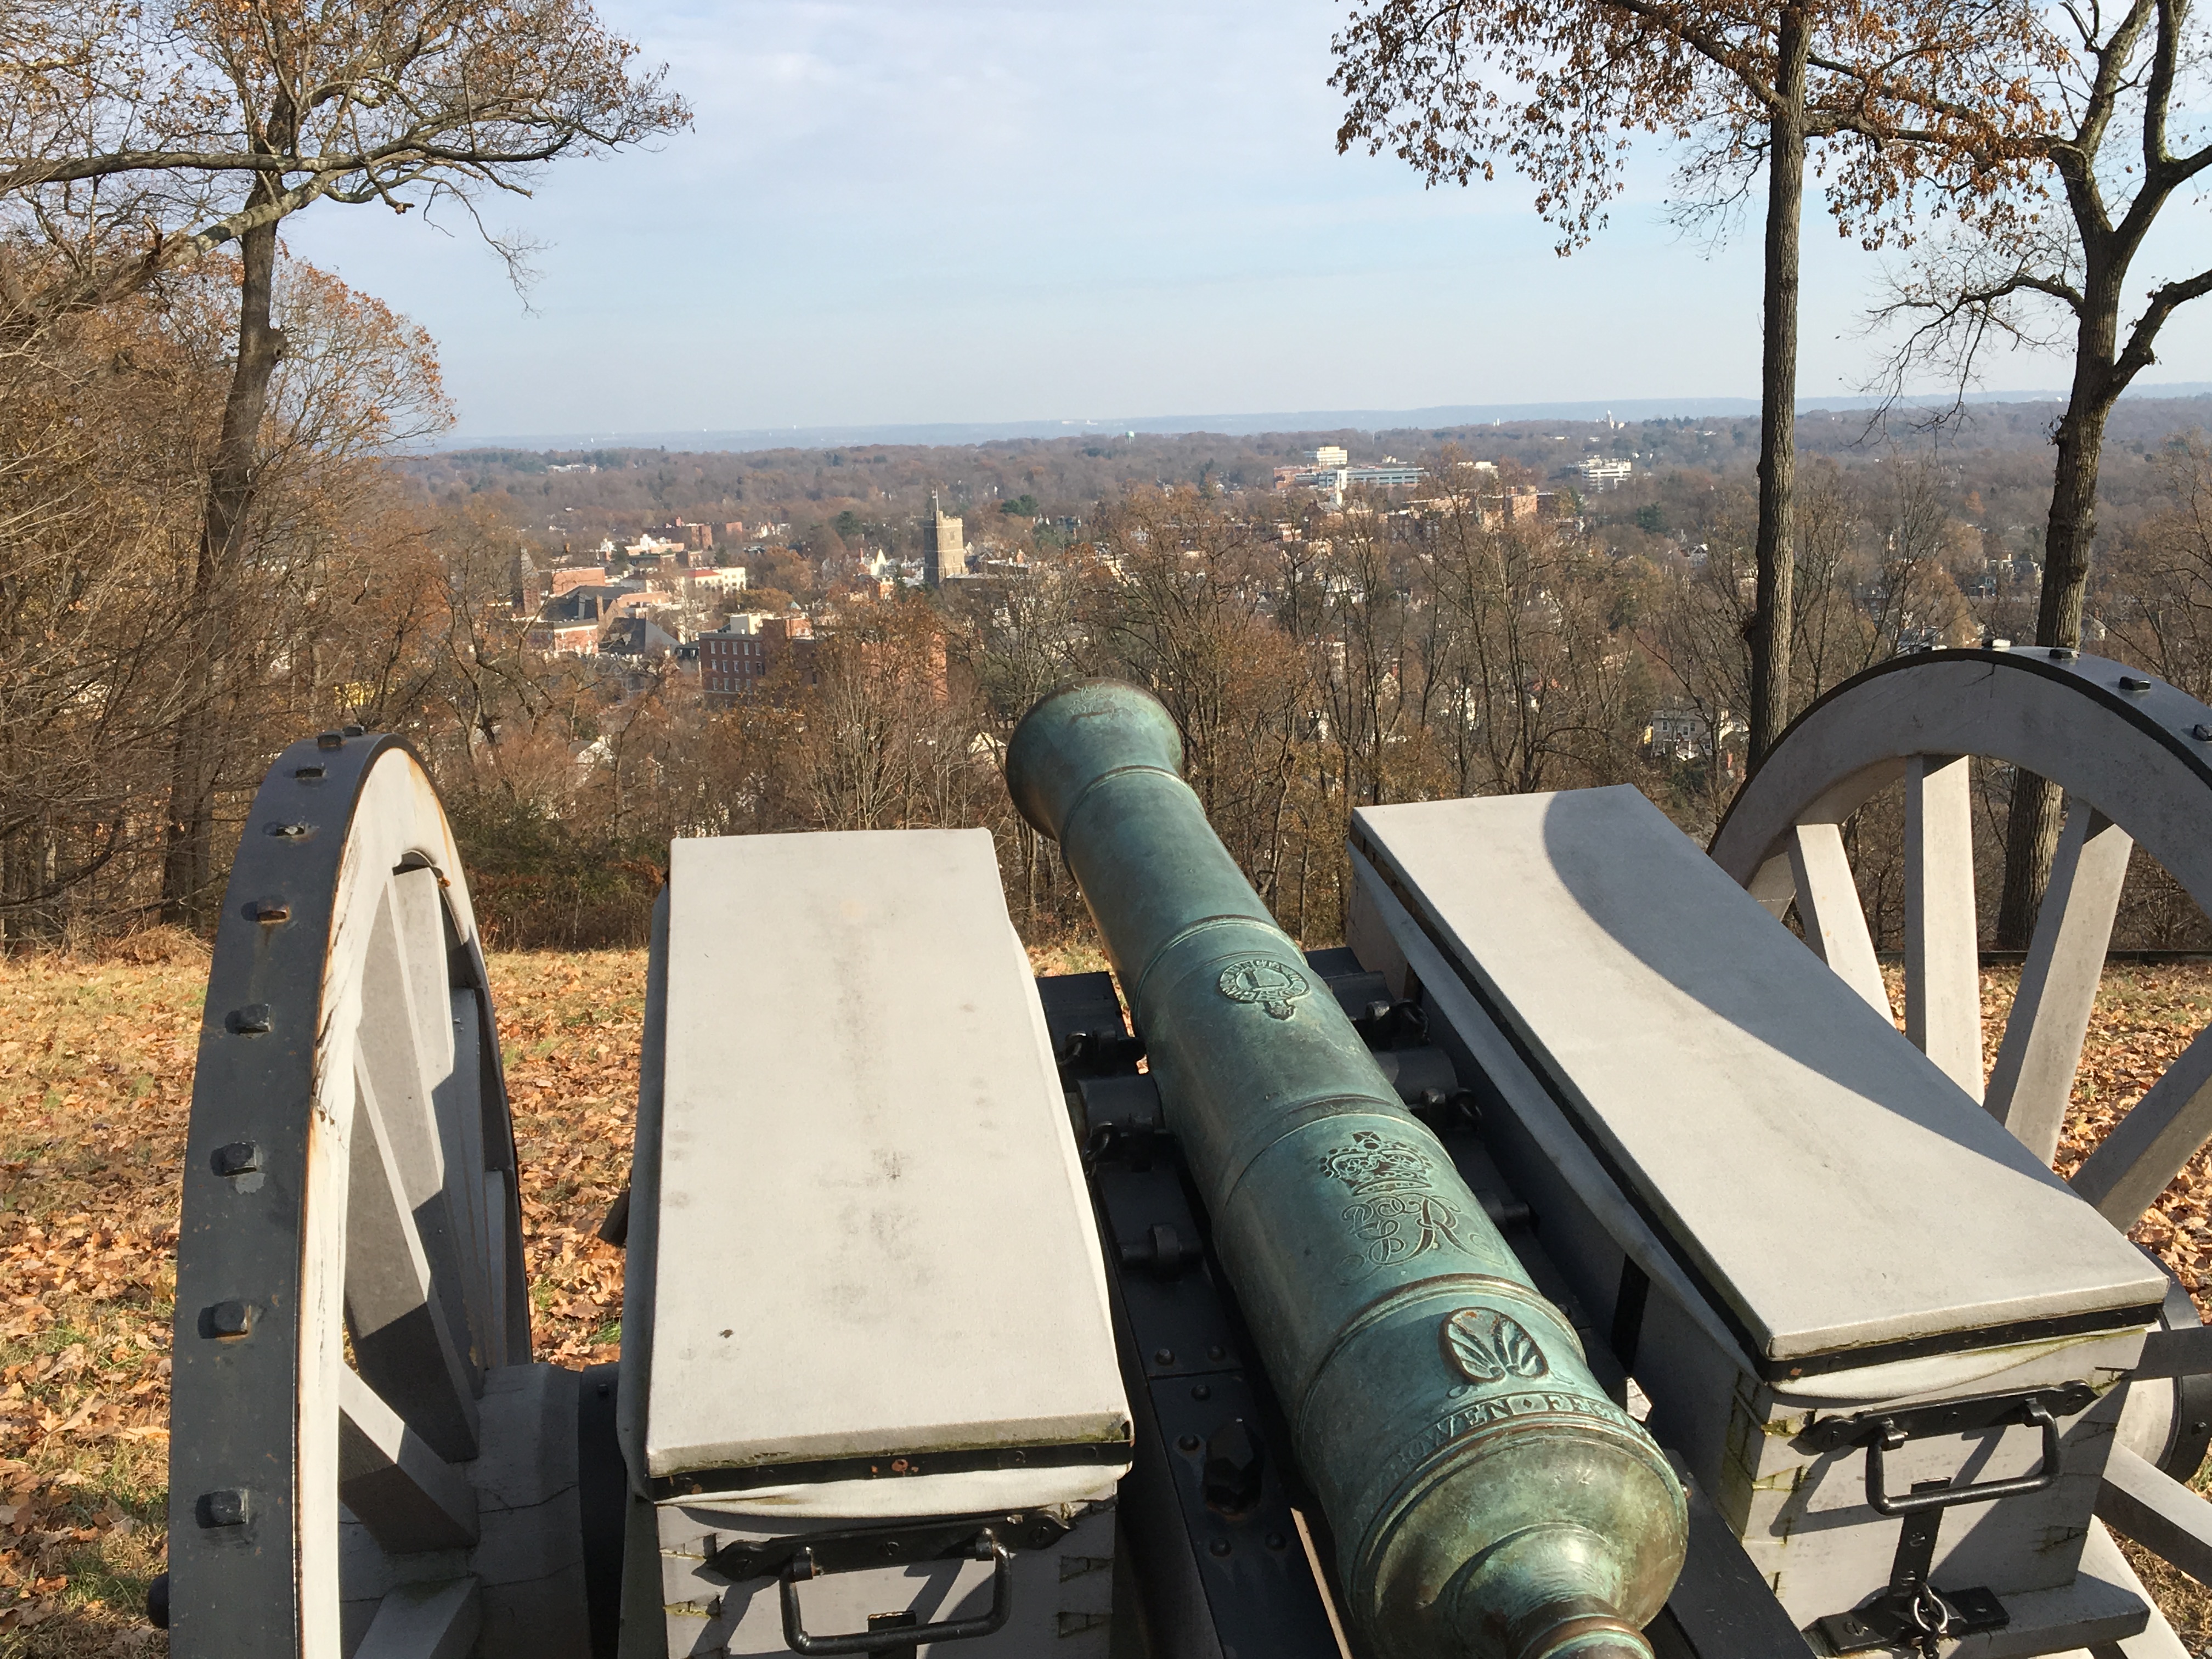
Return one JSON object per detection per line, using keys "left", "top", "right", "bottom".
{"left": 0, "top": 945, "right": 2207, "bottom": 1654}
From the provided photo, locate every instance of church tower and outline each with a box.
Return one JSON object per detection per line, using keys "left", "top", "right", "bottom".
{"left": 922, "top": 494, "right": 964, "bottom": 588}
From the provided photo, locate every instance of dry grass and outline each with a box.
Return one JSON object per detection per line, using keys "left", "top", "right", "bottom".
{"left": 0, "top": 941, "right": 2205, "bottom": 1654}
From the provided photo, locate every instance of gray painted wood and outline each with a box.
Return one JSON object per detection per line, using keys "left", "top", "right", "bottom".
{"left": 2096, "top": 1444, "right": 2212, "bottom": 1585}
{"left": 392, "top": 867, "right": 455, "bottom": 1097}
{"left": 647, "top": 829, "right": 1128, "bottom": 1497}
{"left": 1710, "top": 652, "right": 2212, "bottom": 909}
{"left": 358, "top": 879, "right": 484, "bottom": 1384}
{"left": 347, "top": 1056, "right": 479, "bottom": 1463}
{"left": 338, "top": 1367, "right": 478, "bottom": 1552}
{"left": 354, "top": 1576, "right": 481, "bottom": 1659}
{"left": 1987, "top": 806, "right": 2132, "bottom": 1163}
{"left": 436, "top": 987, "right": 496, "bottom": 1370}
{"left": 1786, "top": 822, "right": 1891, "bottom": 1018}
{"left": 2132, "top": 1322, "right": 2212, "bottom": 1380}
{"left": 2072, "top": 1028, "right": 2212, "bottom": 1224}
{"left": 2089, "top": 1627, "right": 2192, "bottom": 1659}
{"left": 1357, "top": 788, "right": 2166, "bottom": 1359}
{"left": 358, "top": 879, "right": 448, "bottom": 1216}
{"left": 1905, "top": 754, "right": 1984, "bottom": 1097}
{"left": 1711, "top": 652, "right": 2212, "bottom": 1229}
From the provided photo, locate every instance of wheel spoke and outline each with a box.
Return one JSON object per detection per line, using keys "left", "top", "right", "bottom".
{"left": 353, "top": 1577, "right": 481, "bottom": 1659}
{"left": 436, "top": 986, "right": 497, "bottom": 1367}
{"left": 360, "top": 879, "right": 449, "bottom": 1202}
{"left": 338, "top": 1368, "right": 479, "bottom": 1553}
{"left": 483, "top": 1169, "right": 520, "bottom": 1365}
{"left": 1986, "top": 804, "right": 2131, "bottom": 1163}
{"left": 1747, "top": 853, "right": 1793, "bottom": 919}
{"left": 2097, "top": 1446, "right": 2212, "bottom": 1585}
{"left": 360, "top": 880, "right": 489, "bottom": 1376}
{"left": 392, "top": 866, "right": 458, "bottom": 1097}
{"left": 348, "top": 1057, "right": 481, "bottom": 1462}
{"left": 2070, "top": 1025, "right": 2212, "bottom": 1226}
{"left": 1904, "top": 754, "right": 1984, "bottom": 1098}
{"left": 1786, "top": 822, "right": 1890, "bottom": 1018}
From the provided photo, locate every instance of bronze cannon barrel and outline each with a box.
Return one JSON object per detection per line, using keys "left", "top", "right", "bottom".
{"left": 1006, "top": 680, "right": 1686, "bottom": 1659}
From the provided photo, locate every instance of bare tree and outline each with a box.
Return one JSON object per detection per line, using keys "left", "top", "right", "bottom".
{"left": 0, "top": 0, "right": 689, "bottom": 919}
{"left": 1872, "top": 0, "right": 2212, "bottom": 943}
{"left": 2105, "top": 436, "right": 2212, "bottom": 700}
{"left": 1330, "top": 0, "right": 2052, "bottom": 761}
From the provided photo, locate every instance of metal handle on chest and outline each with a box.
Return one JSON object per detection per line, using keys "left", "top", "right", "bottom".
{"left": 1800, "top": 1381, "right": 2095, "bottom": 1517}
{"left": 1864, "top": 1401, "right": 2063, "bottom": 1515}
{"left": 778, "top": 1530, "right": 1013, "bottom": 1655}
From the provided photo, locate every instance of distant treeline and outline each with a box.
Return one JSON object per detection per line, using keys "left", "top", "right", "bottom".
{"left": 400, "top": 397, "right": 2212, "bottom": 575}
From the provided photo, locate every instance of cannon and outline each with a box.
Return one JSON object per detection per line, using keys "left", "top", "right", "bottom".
{"left": 157, "top": 647, "right": 2212, "bottom": 1659}
{"left": 1004, "top": 682, "right": 1686, "bottom": 1659}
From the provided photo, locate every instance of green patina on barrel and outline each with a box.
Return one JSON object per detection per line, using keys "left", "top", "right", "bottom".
{"left": 1007, "top": 679, "right": 1686, "bottom": 1659}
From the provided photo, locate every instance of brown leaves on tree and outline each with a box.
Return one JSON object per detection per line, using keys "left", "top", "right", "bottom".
{"left": 1328, "top": 0, "right": 2058, "bottom": 255}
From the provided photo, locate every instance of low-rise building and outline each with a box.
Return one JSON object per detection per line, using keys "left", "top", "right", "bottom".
{"left": 700, "top": 612, "right": 817, "bottom": 706}
{"left": 1274, "top": 458, "right": 1427, "bottom": 494}
{"left": 529, "top": 616, "right": 601, "bottom": 655}
{"left": 549, "top": 565, "right": 610, "bottom": 596}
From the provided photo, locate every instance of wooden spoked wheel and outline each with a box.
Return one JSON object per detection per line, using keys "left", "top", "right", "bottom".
{"left": 168, "top": 732, "right": 532, "bottom": 1657}
{"left": 1712, "top": 647, "right": 2212, "bottom": 1490}
{"left": 1712, "top": 648, "right": 2212, "bottom": 1223}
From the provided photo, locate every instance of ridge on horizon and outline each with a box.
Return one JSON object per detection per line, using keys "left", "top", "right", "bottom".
{"left": 437, "top": 383, "right": 2212, "bottom": 454}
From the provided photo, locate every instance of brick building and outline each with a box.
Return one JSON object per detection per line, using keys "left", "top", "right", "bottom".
{"left": 701, "top": 613, "right": 816, "bottom": 707}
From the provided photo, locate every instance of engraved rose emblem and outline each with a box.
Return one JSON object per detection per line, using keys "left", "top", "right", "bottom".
{"left": 1215, "top": 957, "right": 1310, "bottom": 1020}
{"left": 1442, "top": 1308, "right": 1549, "bottom": 1386}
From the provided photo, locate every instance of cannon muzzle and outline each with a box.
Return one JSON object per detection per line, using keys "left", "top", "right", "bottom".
{"left": 1007, "top": 679, "right": 1686, "bottom": 1659}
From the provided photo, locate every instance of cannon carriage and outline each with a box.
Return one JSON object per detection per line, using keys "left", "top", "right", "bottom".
{"left": 156, "top": 648, "right": 2212, "bottom": 1658}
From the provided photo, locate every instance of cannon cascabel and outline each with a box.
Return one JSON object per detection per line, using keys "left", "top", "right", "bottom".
{"left": 1005, "top": 679, "right": 1687, "bottom": 1659}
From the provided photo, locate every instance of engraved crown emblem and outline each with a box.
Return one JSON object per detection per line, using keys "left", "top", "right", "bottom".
{"left": 1442, "top": 1307, "right": 1550, "bottom": 1386}
{"left": 1215, "top": 957, "right": 1310, "bottom": 1020}
{"left": 1318, "top": 1129, "right": 1433, "bottom": 1197}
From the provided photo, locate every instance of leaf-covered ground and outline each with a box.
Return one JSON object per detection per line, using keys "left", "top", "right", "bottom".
{"left": 2, "top": 944, "right": 2209, "bottom": 1654}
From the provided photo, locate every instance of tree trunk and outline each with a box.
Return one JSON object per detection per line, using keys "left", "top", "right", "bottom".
{"left": 1749, "top": 5, "right": 1809, "bottom": 767}
{"left": 1995, "top": 266, "right": 2123, "bottom": 946}
{"left": 159, "top": 199, "right": 285, "bottom": 925}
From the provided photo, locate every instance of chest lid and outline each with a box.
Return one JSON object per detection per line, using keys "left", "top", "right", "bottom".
{"left": 645, "top": 829, "right": 1130, "bottom": 1490}
{"left": 1353, "top": 787, "right": 2165, "bottom": 1373}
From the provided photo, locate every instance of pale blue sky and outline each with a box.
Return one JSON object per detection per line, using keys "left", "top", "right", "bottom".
{"left": 280, "top": 0, "right": 2212, "bottom": 439}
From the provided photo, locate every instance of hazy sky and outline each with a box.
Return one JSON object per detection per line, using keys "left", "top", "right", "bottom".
{"left": 280, "top": 0, "right": 2212, "bottom": 439}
